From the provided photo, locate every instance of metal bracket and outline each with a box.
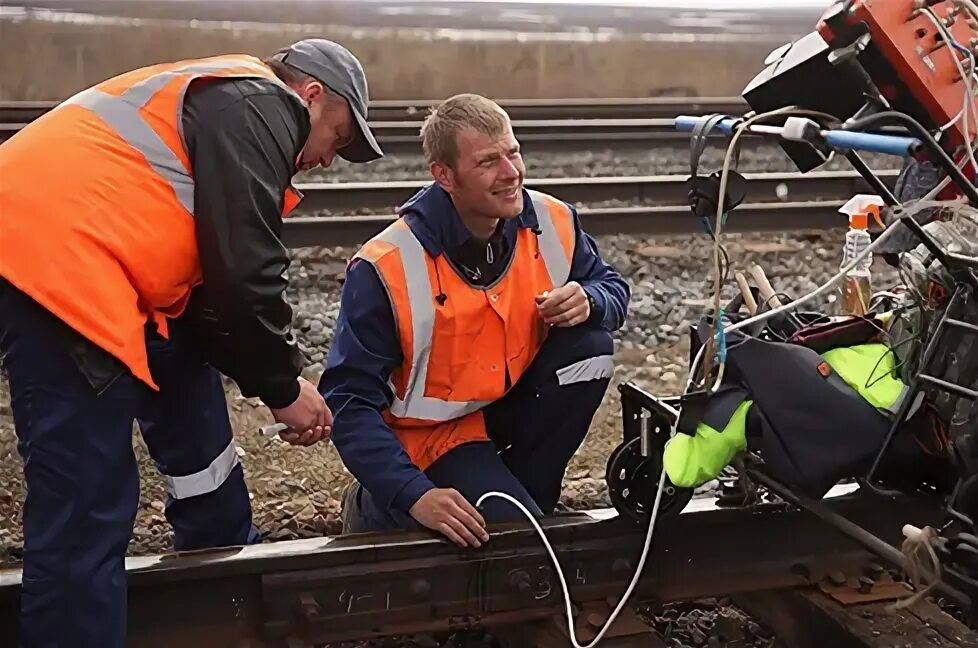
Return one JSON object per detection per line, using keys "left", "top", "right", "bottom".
{"left": 817, "top": 562, "right": 913, "bottom": 605}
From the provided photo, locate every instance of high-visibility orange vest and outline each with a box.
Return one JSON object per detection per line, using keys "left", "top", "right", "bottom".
{"left": 0, "top": 55, "right": 305, "bottom": 389}
{"left": 354, "top": 190, "right": 577, "bottom": 470}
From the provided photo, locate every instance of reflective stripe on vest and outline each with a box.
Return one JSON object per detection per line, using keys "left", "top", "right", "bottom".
{"left": 358, "top": 190, "right": 573, "bottom": 422}
{"left": 527, "top": 189, "right": 572, "bottom": 287}
{"left": 63, "top": 58, "right": 293, "bottom": 216}
{"left": 0, "top": 55, "right": 304, "bottom": 391}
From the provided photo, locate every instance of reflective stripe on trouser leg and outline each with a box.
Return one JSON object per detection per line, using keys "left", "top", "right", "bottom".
{"left": 485, "top": 327, "right": 616, "bottom": 513}
{"left": 159, "top": 440, "right": 241, "bottom": 499}
{"left": 555, "top": 354, "right": 615, "bottom": 386}
{"left": 138, "top": 323, "right": 258, "bottom": 550}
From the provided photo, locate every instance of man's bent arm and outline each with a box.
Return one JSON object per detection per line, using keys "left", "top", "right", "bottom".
{"left": 186, "top": 84, "right": 308, "bottom": 408}
{"left": 565, "top": 203, "right": 631, "bottom": 331}
{"left": 320, "top": 258, "right": 437, "bottom": 512}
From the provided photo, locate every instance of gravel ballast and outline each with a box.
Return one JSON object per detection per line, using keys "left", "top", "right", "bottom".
{"left": 299, "top": 144, "right": 899, "bottom": 184}
{"left": 0, "top": 145, "right": 910, "bottom": 645}
{"left": 0, "top": 225, "right": 902, "bottom": 560}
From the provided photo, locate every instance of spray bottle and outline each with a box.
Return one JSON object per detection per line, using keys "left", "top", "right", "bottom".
{"left": 838, "top": 194, "right": 885, "bottom": 316}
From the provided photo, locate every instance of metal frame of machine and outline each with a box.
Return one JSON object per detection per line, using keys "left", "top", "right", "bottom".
{"left": 604, "top": 0, "right": 978, "bottom": 625}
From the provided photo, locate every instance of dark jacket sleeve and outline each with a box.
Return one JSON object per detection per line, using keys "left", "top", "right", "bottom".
{"left": 182, "top": 84, "right": 309, "bottom": 409}
{"left": 565, "top": 203, "right": 631, "bottom": 331}
{"left": 319, "top": 258, "right": 437, "bottom": 513}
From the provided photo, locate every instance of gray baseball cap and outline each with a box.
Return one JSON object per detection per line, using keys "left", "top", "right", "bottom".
{"left": 274, "top": 38, "right": 384, "bottom": 163}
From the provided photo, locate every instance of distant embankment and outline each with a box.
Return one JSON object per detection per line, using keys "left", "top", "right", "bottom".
{"left": 0, "top": 17, "right": 782, "bottom": 101}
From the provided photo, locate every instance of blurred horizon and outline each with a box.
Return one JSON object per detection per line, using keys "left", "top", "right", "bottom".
{"left": 3, "top": 0, "right": 828, "bottom": 43}
{"left": 1, "top": 0, "right": 826, "bottom": 100}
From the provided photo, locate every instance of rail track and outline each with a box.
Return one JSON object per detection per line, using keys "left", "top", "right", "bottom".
{"left": 0, "top": 98, "right": 899, "bottom": 242}
{"left": 283, "top": 201, "right": 863, "bottom": 249}
{"left": 0, "top": 96, "right": 809, "bottom": 153}
{"left": 277, "top": 169, "right": 897, "bottom": 246}
{"left": 1, "top": 97, "right": 972, "bottom": 646}
{"left": 0, "top": 96, "right": 749, "bottom": 124}
{"left": 0, "top": 116, "right": 749, "bottom": 153}
{"left": 292, "top": 169, "right": 898, "bottom": 213}
{"left": 0, "top": 97, "right": 920, "bottom": 155}
{"left": 0, "top": 484, "right": 954, "bottom": 646}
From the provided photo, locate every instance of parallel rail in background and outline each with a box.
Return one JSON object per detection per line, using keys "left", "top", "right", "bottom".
{"left": 291, "top": 169, "right": 899, "bottom": 213}
{"left": 282, "top": 201, "right": 862, "bottom": 248}
{"left": 0, "top": 117, "right": 758, "bottom": 152}
{"left": 0, "top": 488, "right": 946, "bottom": 646}
{"left": 0, "top": 96, "right": 749, "bottom": 123}
{"left": 0, "top": 93, "right": 904, "bottom": 242}
{"left": 278, "top": 169, "right": 898, "bottom": 246}
{"left": 0, "top": 96, "right": 766, "bottom": 153}
{"left": 0, "top": 98, "right": 917, "bottom": 155}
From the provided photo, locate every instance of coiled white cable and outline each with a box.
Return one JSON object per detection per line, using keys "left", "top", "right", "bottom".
{"left": 921, "top": 7, "right": 978, "bottom": 175}
{"left": 477, "top": 467, "right": 667, "bottom": 648}
{"left": 475, "top": 216, "right": 911, "bottom": 647}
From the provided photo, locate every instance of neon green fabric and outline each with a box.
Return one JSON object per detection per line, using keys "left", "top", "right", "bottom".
{"left": 663, "top": 400, "right": 751, "bottom": 488}
{"left": 660, "top": 342, "right": 907, "bottom": 489}
{"left": 820, "top": 343, "right": 905, "bottom": 412}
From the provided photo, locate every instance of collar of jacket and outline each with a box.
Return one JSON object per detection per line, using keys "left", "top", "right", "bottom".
{"left": 395, "top": 183, "right": 540, "bottom": 258}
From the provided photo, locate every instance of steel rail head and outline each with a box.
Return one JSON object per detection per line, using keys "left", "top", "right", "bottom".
{"left": 290, "top": 169, "right": 900, "bottom": 214}
{"left": 280, "top": 202, "right": 864, "bottom": 249}
{"left": 0, "top": 96, "right": 749, "bottom": 124}
{"left": 0, "top": 488, "right": 948, "bottom": 646}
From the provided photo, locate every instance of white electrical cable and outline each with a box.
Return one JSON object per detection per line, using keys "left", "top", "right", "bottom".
{"left": 922, "top": 7, "right": 978, "bottom": 174}
{"left": 702, "top": 106, "right": 842, "bottom": 391}
{"left": 477, "top": 473, "right": 667, "bottom": 648}
{"left": 475, "top": 91, "right": 954, "bottom": 647}
{"left": 728, "top": 223, "right": 904, "bottom": 335}
{"left": 956, "top": 0, "right": 978, "bottom": 25}
{"left": 474, "top": 156, "right": 906, "bottom": 648}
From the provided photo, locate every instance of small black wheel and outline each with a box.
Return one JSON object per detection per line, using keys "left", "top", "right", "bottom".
{"left": 605, "top": 436, "right": 692, "bottom": 524}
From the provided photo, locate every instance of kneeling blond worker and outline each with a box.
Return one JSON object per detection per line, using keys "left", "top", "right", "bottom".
{"left": 320, "top": 93, "right": 631, "bottom": 546}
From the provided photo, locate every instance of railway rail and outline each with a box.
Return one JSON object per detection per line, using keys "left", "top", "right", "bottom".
{"left": 0, "top": 96, "right": 749, "bottom": 124}
{"left": 283, "top": 201, "right": 860, "bottom": 248}
{"left": 0, "top": 116, "right": 751, "bottom": 152}
{"left": 0, "top": 485, "right": 950, "bottom": 646}
{"left": 277, "top": 169, "right": 897, "bottom": 246}
{"left": 292, "top": 169, "right": 898, "bottom": 213}
{"left": 0, "top": 96, "right": 878, "bottom": 154}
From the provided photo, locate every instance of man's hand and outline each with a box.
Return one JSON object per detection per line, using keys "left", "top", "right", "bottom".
{"left": 269, "top": 377, "right": 332, "bottom": 446}
{"left": 536, "top": 281, "right": 590, "bottom": 327}
{"left": 409, "top": 488, "right": 490, "bottom": 548}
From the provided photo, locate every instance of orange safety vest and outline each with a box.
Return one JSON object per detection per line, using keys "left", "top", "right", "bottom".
{"left": 0, "top": 54, "right": 305, "bottom": 389}
{"left": 354, "top": 190, "right": 577, "bottom": 470}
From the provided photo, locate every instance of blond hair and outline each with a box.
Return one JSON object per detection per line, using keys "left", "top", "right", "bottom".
{"left": 420, "top": 93, "right": 511, "bottom": 169}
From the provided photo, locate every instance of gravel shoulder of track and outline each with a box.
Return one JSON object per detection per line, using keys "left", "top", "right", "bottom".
{"left": 297, "top": 145, "right": 901, "bottom": 184}
{"left": 0, "top": 227, "right": 903, "bottom": 562}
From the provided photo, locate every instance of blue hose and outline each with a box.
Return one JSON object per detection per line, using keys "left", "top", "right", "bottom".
{"left": 822, "top": 129, "right": 919, "bottom": 156}
{"left": 675, "top": 115, "right": 919, "bottom": 157}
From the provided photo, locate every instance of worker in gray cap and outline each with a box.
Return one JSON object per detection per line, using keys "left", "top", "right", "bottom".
{"left": 0, "top": 38, "right": 380, "bottom": 647}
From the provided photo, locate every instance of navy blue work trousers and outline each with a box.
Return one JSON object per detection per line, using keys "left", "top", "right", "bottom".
{"left": 347, "top": 324, "right": 615, "bottom": 532}
{"left": 0, "top": 280, "right": 259, "bottom": 648}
